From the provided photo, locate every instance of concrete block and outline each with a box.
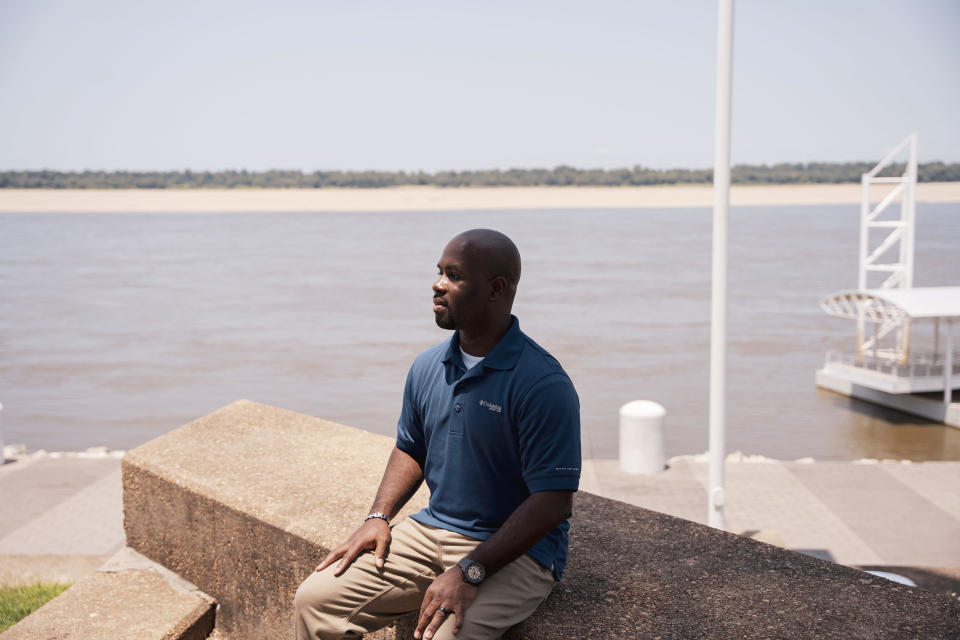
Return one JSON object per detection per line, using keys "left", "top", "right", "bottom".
{"left": 123, "top": 400, "right": 429, "bottom": 639}
{"left": 124, "top": 400, "right": 960, "bottom": 639}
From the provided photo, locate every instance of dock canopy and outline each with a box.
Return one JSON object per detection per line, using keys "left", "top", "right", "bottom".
{"left": 820, "top": 287, "right": 960, "bottom": 323}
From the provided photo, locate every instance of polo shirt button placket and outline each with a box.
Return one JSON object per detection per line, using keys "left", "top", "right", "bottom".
{"left": 454, "top": 403, "right": 461, "bottom": 412}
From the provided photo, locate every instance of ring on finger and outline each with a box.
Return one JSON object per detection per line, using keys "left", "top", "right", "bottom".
{"left": 437, "top": 606, "right": 451, "bottom": 616}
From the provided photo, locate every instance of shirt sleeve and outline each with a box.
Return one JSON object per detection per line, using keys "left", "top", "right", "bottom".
{"left": 516, "top": 372, "right": 581, "bottom": 493}
{"left": 395, "top": 364, "right": 426, "bottom": 466}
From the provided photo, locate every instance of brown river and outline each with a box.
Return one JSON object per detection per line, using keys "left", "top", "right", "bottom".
{"left": 2, "top": 204, "right": 958, "bottom": 460}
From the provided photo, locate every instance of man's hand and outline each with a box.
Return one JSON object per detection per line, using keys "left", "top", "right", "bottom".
{"left": 315, "top": 518, "right": 391, "bottom": 576}
{"left": 414, "top": 567, "right": 477, "bottom": 639}
{"left": 314, "top": 448, "right": 422, "bottom": 576}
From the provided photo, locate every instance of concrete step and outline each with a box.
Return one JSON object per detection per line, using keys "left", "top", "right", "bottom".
{"left": 0, "top": 548, "right": 215, "bottom": 640}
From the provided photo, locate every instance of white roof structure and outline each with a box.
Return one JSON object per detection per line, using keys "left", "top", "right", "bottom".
{"left": 820, "top": 287, "right": 960, "bottom": 322}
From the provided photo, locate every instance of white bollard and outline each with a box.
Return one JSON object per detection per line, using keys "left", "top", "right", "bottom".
{"left": 619, "top": 400, "right": 666, "bottom": 475}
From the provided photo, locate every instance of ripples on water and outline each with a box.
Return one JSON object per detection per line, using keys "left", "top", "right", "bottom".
{"left": 1, "top": 204, "right": 959, "bottom": 460}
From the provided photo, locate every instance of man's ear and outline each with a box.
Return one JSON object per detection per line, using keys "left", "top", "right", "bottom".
{"left": 489, "top": 275, "right": 507, "bottom": 299}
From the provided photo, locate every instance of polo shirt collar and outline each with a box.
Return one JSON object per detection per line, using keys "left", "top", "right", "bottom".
{"left": 442, "top": 315, "right": 524, "bottom": 372}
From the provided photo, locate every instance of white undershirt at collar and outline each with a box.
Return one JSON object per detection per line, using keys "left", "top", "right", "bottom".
{"left": 460, "top": 347, "right": 485, "bottom": 370}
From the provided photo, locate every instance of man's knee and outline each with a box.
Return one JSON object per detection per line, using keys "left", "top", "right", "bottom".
{"left": 295, "top": 569, "right": 329, "bottom": 610}
{"left": 294, "top": 569, "right": 350, "bottom": 639}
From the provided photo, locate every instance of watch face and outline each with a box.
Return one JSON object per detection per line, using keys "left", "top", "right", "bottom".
{"left": 459, "top": 559, "right": 485, "bottom": 584}
{"left": 466, "top": 563, "right": 483, "bottom": 582}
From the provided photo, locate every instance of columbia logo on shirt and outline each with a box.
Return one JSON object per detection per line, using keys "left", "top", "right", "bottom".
{"left": 479, "top": 400, "right": 503, "bottom": 414}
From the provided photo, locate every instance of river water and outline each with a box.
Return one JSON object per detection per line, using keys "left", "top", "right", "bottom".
{"left": 2, "top": 204, "right": 958, "bottom": 460}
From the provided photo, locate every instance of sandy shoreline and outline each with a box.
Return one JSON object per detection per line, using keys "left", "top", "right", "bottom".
{"left": 1, "top": 183, "right": 959, "bottom": 213}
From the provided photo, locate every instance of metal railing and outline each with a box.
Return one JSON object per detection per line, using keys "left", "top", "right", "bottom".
{"left": 825, "top": 350, "right": 960, "bottom": 380}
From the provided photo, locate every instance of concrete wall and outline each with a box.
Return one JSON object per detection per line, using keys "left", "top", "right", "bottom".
{"left": 123, "top": 400, "right": 960, "bottom": 639}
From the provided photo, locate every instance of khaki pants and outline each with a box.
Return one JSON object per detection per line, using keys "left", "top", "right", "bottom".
{"left": 294, "top": 518, "right": 555, "bottom": 640}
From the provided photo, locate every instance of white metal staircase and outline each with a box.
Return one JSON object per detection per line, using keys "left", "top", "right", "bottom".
{"left": 856, "top": 134, "right": 917, "bottom": 362}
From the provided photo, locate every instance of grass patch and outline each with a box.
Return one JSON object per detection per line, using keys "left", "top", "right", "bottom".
{"left": 0, "top": 582, "right": 72, "bottom": 631}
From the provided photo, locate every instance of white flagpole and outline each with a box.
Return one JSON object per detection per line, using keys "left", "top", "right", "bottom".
{"left": 708, "top": 0, "right": 734, "bottom": 530}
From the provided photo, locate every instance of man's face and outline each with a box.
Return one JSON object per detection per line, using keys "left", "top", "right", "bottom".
{"left": 432, "top": 240, "right": 488, "bottom": 331}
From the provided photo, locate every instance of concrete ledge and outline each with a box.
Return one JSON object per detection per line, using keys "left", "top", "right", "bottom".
{"left": 516, "top": 492, "right": 960, "bottom": 638}
{"left": 0, "top": 553, "right": 215, "bottom": 640}
{"left": 124, "top": 401, "right": 960, "bottom": 639}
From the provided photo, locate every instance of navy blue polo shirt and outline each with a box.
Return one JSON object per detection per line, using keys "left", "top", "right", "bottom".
{"left": 396, "top": 316, "right": 581, "bottom": 580}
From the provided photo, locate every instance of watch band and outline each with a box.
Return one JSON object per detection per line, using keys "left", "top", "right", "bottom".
{"left": 364, "top": 512, "right": 389, "bottom": 524}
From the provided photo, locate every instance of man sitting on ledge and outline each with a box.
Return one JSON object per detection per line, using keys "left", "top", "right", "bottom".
{"left": 295, "top": 229, "right": 581, "bottom": 640}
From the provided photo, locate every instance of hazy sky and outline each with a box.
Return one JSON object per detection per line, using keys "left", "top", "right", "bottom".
{"left": 1, "top": 0, "right": 958, "bottom": 172}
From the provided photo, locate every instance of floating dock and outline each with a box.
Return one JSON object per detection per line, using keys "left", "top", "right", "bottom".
{"left": 817, "top": 287, "right": 960, "bottom": 428}
{"left": 816, "top": 135, "right": 960, "bottom": 428}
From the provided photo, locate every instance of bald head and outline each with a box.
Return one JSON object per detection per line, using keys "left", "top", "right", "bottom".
{"left": 448, "top": 229, "right": 521, "bottom": 295}
{"left": 432, "top": 229, "right": 522, "bottom": 334}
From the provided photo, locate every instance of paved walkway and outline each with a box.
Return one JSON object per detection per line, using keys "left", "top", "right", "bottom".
{"left": 1, "top": 452, "right": 959, "bottom": 584}
{"left": 0, "top": 454, "right": 124, "bottom": 584}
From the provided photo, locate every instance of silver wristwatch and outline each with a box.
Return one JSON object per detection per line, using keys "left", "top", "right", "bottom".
{"left": 364, "top": 512, "right": 389, "bottom": 524}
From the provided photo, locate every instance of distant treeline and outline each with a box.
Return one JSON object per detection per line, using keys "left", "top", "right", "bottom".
{"left": 2, "top": 162, "right": 959, "bottom": 189}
